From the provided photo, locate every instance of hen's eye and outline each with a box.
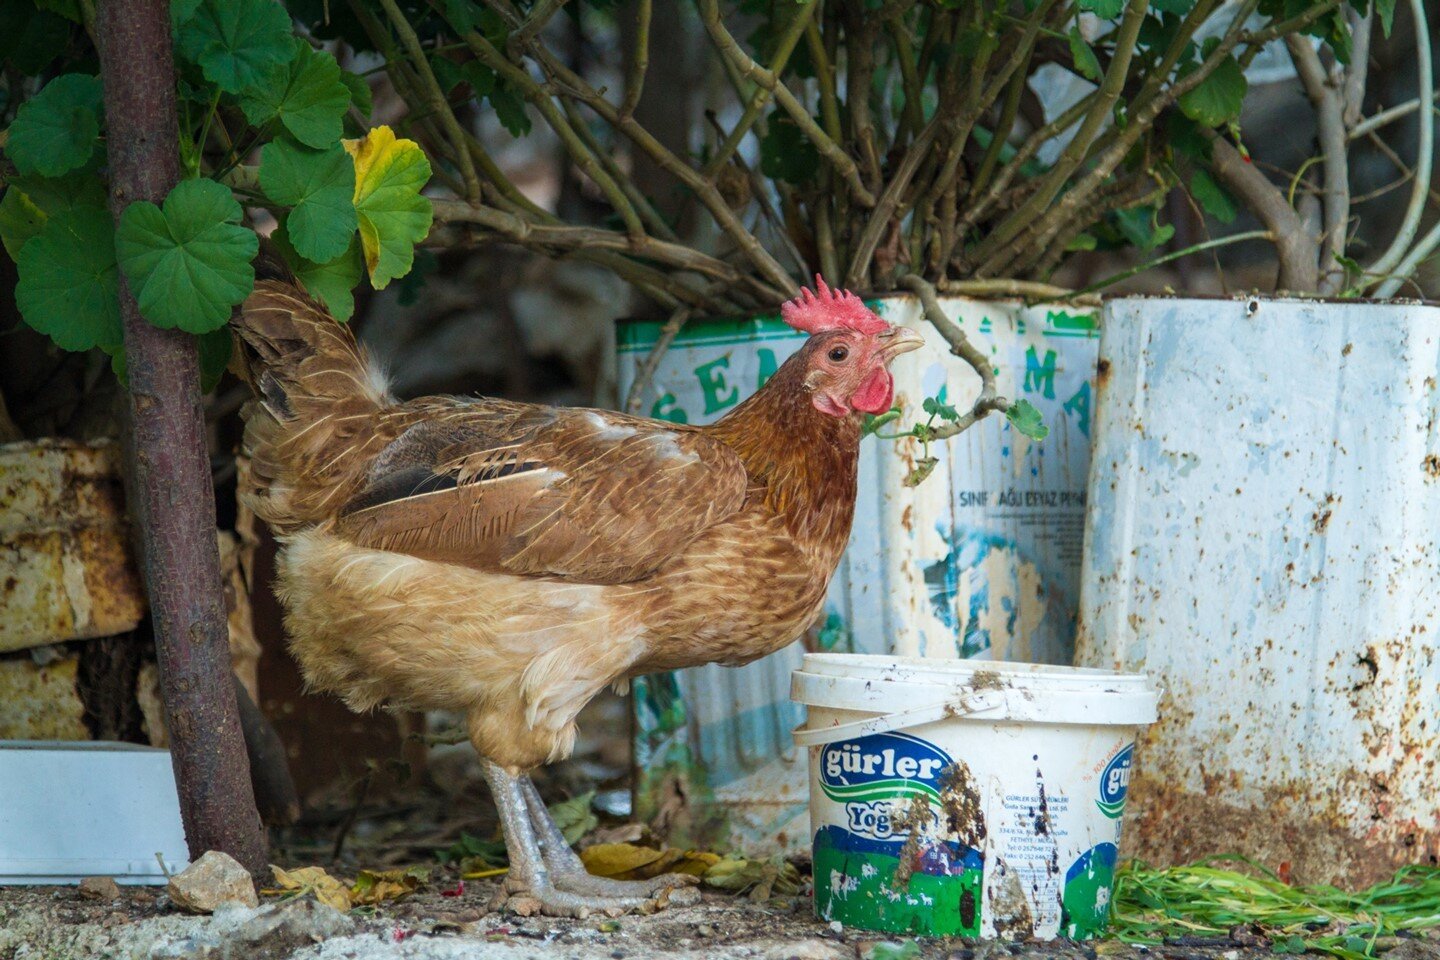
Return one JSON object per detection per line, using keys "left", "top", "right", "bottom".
{"left": 828, "top": 345, "right": 849, "bottom": 363}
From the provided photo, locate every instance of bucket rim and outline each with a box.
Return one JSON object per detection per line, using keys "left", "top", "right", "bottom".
{"left": 798, "top": 652, "right": 1153, "bottom": 687}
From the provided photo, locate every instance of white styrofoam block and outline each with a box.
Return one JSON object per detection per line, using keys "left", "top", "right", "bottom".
{"left": 0, "top": 741, "right": 190, "bottom": 884}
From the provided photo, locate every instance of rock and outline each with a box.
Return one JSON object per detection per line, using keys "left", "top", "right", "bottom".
{"left": 166, "top": 851, "right": 258, "bottom": 914}
{"left": 152, "top": 899, "right": 354, "bottom": 960}
{"left": 1386, "top": 941, "right": 1440, "bottom": 960}
{"left": 78, "top": 876, "right": 120, "bottom": 901}
{"left": 762, "top": 938, "right": 849, "bottom": 960}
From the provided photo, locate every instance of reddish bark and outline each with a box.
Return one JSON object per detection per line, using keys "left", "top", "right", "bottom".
{"left": 95, "top": 0, "right": 268, "bottom": 875}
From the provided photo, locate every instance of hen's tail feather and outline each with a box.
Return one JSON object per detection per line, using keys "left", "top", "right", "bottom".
{"left": 232, "top": 279, "right": 393, "bottom": 533}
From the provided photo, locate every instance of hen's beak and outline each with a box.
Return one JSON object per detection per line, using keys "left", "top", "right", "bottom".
{"left": 878, "top": 325, "right": 925, "bottom": 360}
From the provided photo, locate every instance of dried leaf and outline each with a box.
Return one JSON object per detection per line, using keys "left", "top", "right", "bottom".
{"left": 351, "top": 866, "right": 429, "bottom": 905}
{"left": 268, "top": 865, "right": 352, "bottom": 912}
{"left": 580, "top": 843, "right": 668, "bottom": 879}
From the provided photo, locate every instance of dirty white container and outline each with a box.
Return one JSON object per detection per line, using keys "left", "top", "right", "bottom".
{"left": 0, "top": 741, "right": 189, "bottom": 884}
{"left": 619, "top": 295, "right": 1102, "bottom": 855}
{"left": 1076, "top": 296, "right": 1440, "bottom": 886}
{"left": 792, "top": 654, "right": 1157, "bottom": 939}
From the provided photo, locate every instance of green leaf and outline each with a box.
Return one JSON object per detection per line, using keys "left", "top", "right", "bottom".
{"left": 197, "top": 327, "right": 234, "bottom": 392}
{"left": 259, "top": 139, "right": 358, "bottom": 263}
{"left": 171, "top": 0, "right": 203, "bottom": 28}
{"left": 1178, "top": 53, "right": 1248, "bottom": 127}
{"left": 35, "top": 0, "right": 81, "bottom": 23}
{"left": 1168, "top": 112, "right": 1212, "bottom": 161}
{"left": 1005, "top": 399, "right": 1050, "bottom": 441}
{"left": 272, "top": 219, "right": 363, "bottom": 322}
{"left": 241, "top": 40, "right": 351, "bottom": 149}
{"left": 1077, "top": 0, "right": 1123, "bottom": 17}
{"left": 344, "top": 126, "right": 434, "bottom": 290}
{"left": 340, "top": 69, "right": 373, "bottom": 118}
{"left": 8, "top": 74, "right": 104, "bottom": 178}
{"left": 1375, "top": 0, "right": 1395, "bottom": 36}
{"left": 1114, "top": 205, "right": 1174, "bottom": 251}
{"left": 0, "top": 3, "right": 71, "bottom": 74}
{"left": 1066, "top": 232, "right": 1098, "bottom": 252}
{"left": 1272, "top": 936, "right": 1308, "bottom": 955}
{"left": 1067, "top": 26, "right": 1103, "bottom": 82}
{"left": 760, "top": 113, "right": 820, "bottom": 185}
{"left": 177, "top": 0, "right": 295, "bottom": 94}
{"left": 1151, "top": 0, "right": 1195, "bottom": 11}
{"left": 1190, "top": 168, "right": 1237, "bottom": 223}
{"left": 0, "top": 189, "right": 48, "bottom": 260}
{"left": 922, "top": 394, "right": 959, "bottom": 422}
{"left": 464, "top": 61, "right": 497, "bottom": 99}
{"left": 114, "top": 178, "right": 258, "bottom": 333}
{"left": 488, "top": 78, "right": 531, "bottom": 137}
{"left": 547, "top": 791, "right": 597, "bottom": 846}
{"left": 861, "top": 408, "right": 902, "bottom": 437}
{"left": 15, "top": 207, "right": 122, "bottom": 352}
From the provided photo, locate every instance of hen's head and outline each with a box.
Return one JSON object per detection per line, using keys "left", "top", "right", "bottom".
{"left": 781, "top": 278, "right": 924, "bottom": 417}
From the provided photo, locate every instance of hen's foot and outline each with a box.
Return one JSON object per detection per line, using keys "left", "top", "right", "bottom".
{"left": 489, "top": 874, "right": 699, "bottom": 919}
{"left": 482, "top": 760, "right": 699, "bottom": 918}
{"left": 517, "top": 776, "right": 701, "bottom": 901}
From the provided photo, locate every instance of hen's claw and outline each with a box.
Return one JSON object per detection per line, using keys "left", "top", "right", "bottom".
{"left": 483, "top": 761, "right": 700, "bottom": 919}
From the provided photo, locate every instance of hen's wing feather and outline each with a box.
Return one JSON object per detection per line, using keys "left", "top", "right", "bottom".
{"left": 334, "top": 401, "right": 749, "bottom": 583}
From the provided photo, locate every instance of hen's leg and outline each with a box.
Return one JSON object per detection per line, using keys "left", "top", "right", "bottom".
{"left": 518, "top": 776, "right": 700, "bottom": 899}
{"left": 482, "top": 761, "right": 676, "bottom": 918}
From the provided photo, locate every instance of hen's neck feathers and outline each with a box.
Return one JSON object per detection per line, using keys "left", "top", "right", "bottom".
{"left": 706, "top": 351, "right": 861, "bottom": 552}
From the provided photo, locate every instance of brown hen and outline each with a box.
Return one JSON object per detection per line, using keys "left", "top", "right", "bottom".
{"left": 231, "top": 276, "right": 922, "bottom": 916}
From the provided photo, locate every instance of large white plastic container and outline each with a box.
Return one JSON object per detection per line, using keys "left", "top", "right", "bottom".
{"left": 792, "top": 654, "right": 1157, "bottom": 939}
{"left": 0, "top": 741, "right": 189, "bottom": 884}
{"left": 618, "top": 295, "right": 1101, "bottom": 854}
{"left": 1076, "top": 296, "right": 1440, "bottom": 886}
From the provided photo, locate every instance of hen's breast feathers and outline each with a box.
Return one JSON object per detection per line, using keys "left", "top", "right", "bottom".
{"left": 334, "top": 402, "right": 750, "bottom": 584}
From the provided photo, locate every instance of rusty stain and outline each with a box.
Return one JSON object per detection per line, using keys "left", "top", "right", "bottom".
{"left": 938, "top": 760, "right": 986, "bottom": 849}
{"left": 1342, "top": 342, "right": 1354, "bottom": 357}
{"left": 1423, "top": 454, "right": 1440, "bottom": 480}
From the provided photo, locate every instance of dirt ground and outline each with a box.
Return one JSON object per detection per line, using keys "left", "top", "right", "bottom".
{"left": 0, "top": 880, "right": 1362, "bottom": 960}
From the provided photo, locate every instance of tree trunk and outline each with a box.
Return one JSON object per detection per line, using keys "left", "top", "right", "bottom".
{"left": 95, "top": 0, "right": 268, "bottom": 876}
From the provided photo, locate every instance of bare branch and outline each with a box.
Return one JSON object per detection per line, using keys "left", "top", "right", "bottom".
{"left": 625, "top": 303, "right": 694, "bottom": 414}
{"left": 1205, "top": 135, "right": 1320, "bottom": 293}
{"left": 900, "top": 275, "right": 1007, "bottom": 440}
{"left": 1286, "top": 34, "right": 1348, "bottom": 294}
{"left": 619, "top": 0, "right": 651, "bottom": 119}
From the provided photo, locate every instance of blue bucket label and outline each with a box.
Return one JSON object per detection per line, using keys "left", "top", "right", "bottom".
{"left": 1095, "top": 743, "right": 1134, "bottom": 819}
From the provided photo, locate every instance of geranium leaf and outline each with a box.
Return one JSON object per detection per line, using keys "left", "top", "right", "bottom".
{"left": 1077, "top": 0, "right": 1123, "bottom": 17}
{"left": 197, "top": 327, "right": 234, "bottom": 392}
{"left": 1067, "top": 27, "right": 1103, "bottom": 82}
{"left": 343, "top": 126, "right": 433, "bottom": 289}
{"left": 241, "top": 39, "right": 351, "bottom": 149}
{"left": 1005, "top": 399, "right": 1050, "bottom": 441}
{"left": 7, "top": 74, "right": 104, "bottom": 178}
{"left": 1190, "top": 168, "right": 1237, "bottom": 223}
{"left": 0, "top": 4, "right": 71, "bottom": 74}
{"left": 114, "top": 178, "right": 258, "bottom": 333}
{"left": 15, "top": 207, "right": 122, "bottom": 352}
{"left": 0, "top": 189, "right": 48, "bottom": 260}
{"left": 177, "top": 0, "right": 294, "bottom": 94}
{"left": 339, "top": 69, "right": 373, "bottom": 118}
{"left": 259, "top": 138, "right": 357, "bottom": 263}
{"left": 1178, "top": 53, "right": 1247, "bottom": 127}
{"left": 272, "top": 219, "right": 363, "bottom": 322}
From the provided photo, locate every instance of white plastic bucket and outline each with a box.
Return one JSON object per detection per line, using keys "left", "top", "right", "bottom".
{"left": 792, "top": 654, "right": 1158, "bottom": 939}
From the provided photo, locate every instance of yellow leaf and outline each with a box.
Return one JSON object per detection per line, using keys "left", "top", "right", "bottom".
{"left": 269, "top": 865, "right": 353, "bottom": 912}
{"left": 580, "top": 843, "right": 668, "bottom": 879}
{"left": 351, "top": 865, "right": 429, "bottom": 905}
{"left": 342, "top": 125, "right": 432, "bottom": 290}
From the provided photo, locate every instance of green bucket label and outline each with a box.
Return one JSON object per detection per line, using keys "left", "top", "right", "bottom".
{"left": 813, "top": 733, "right": 983, "bottom": 936}
{"left": 1061, "top": 842, "right": 1119, "bottom": 938}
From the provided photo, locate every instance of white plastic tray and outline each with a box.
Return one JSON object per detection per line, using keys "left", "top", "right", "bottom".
{"left": 0, "top": 741, "right": 190, "bottom": 884}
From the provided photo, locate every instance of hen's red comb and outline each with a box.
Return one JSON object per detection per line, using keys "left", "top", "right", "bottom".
{"left": 781, "top": 276, "right": 888, "bottom": 336}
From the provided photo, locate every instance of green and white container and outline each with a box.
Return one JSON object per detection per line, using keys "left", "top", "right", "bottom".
{"left": 793, "top": 654, "right": 1157, "bottom": 939}
{"left": 617, "top": 295, "right": 1101, "bottom": 855}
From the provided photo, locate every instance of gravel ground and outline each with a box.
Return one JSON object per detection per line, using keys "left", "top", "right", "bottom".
{"left": 0, "top": 881, "right": 1326, "bottom": 960}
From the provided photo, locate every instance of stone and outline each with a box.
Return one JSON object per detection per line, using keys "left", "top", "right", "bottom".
{"left": 762, "top": 938, "right": 849, "bottom": 960}
{"left": 152, "top": 899, "right": 353, "bottom": 960}
{"left": 166, "top": 851, "right": 258, "bottom": 914}
{"left": 77, "top": 876, "right": 120, "bottom": 901}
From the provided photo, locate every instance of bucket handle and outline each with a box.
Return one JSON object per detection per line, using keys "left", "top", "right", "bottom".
{"left": 792, "top": 690, "right": 1005, "bottom": 747}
